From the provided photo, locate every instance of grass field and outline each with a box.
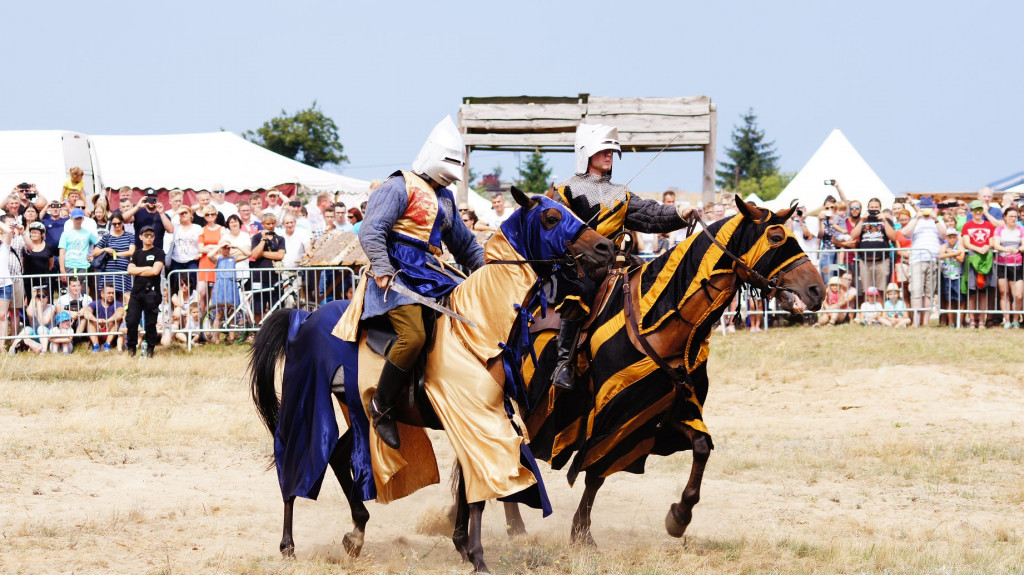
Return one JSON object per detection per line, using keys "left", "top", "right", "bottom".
{"left": 1, "top": 326, "right": 1023, "bottom": 574}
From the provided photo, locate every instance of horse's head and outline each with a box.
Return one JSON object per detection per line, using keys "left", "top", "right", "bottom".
{"left": 499, "top": 187, "right": 614, "bottom": 277}
{"left": 732, "top": 196, "right": 825, "bottom": 314}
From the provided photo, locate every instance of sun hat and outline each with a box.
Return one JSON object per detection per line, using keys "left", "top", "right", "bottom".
{"left": 885, "top": 282, "right": 900, "bottom": 293}
{"left": 946, "top": 227, "right": 959, "bottom": 235}
{"left": 828, "top": 276, "right": 841, "bottom": 286}
{"left": 70, "top": 207, "right": 86, "bottom": 219}
{"left": 917, "top": 196, "right": 937, "bottom": 209}
{"left": 55, "top": 311, "right": 72, "bottom": 324}
{"left": 969, "top": 200, "right": 984, "bottom": 210}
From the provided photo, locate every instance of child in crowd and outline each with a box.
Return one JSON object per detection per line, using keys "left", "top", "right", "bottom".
{"left": 175, "top": 302, "right": 203, "bottom": 346}
{"left": 938, "top": 227, "right": 965, "bottom": 326}
{"left": 48, "top": 311, "right": 75, "bottom": 354}
{"left": 882, "top": 282, "right": 912, "bottom": 328}
{"left": 855, "top": 286, "right": 885, "bottom": 326}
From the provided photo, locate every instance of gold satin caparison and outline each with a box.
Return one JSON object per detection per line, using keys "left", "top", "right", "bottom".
{"left": 332, "top": 231, "right": 540, "bottom": 504}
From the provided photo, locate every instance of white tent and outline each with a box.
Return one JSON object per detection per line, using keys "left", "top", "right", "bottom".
{"left": 767, "top": 129, "right": 894, "bottom": 210}
{"left": 0, "top": 130, "right": 100, "bottom": 201}
{"left": 91, "top": 132, "right": 372, "bottom": 198}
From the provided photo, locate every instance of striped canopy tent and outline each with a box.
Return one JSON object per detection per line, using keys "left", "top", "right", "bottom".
{"left": 988, "top": 171, "right": 1024, "bottom": 194}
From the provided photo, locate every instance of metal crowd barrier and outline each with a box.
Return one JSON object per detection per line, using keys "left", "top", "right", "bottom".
{"left": 0, "top": 266, "right": 359, "bottom": 353}
{"left": 0, "top": 270, "right": 134, "bottom": 352}
{"left": 722, "top": 246, "right": 1020, "bottom": 330}
{"left": 165, "top": 265, "right": 358, "bottom": 350}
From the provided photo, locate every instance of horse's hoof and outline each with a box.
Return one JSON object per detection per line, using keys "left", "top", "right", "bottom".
{"left": 665, "top": 504, "right": 685, "bottom": 538}
{"left": 570, "top": 530, "right": 597, "bottom": 547}
{"left": 505, "top": 522, "right": 527, "bottom": 538}
{"left": 342, "top": 531, "right": 364, "bottom": 557}
{"left": 280, "top": 543, "right": 295, "bottom": 558}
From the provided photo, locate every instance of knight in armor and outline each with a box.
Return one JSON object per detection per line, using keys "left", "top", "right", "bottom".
{"left": 359, "top": 116, "right": 485, "bottom": 450}
{"left": 548, "top": 123, "right": 695, "bottom": 390}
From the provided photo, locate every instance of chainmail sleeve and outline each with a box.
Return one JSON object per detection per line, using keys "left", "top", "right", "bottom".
{"left": 358, "top": 176, "right": 408, "bottom": 278}
{"left": 624, "top": 195, "right": 687, "bottom": 233}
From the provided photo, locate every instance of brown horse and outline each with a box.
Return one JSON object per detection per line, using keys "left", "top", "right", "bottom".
{"left": 249, "top": 189, "right": 615, "bottom": 573}
{"left": 503, "top": 196, "right": 825, "bottom": 544}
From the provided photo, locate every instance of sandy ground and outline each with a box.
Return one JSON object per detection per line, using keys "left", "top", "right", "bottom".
{"left": 2, "top": 329, "right": 1023, "bottom": 574}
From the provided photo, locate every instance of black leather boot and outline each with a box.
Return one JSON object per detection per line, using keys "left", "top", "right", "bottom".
{"left": 371, "top": 358, "right": 407, "bottom": 450}
{"left": 550, "top": 318, "right": 583, "bottom": 390}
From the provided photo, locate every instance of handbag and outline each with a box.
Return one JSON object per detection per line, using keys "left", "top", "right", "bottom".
{"left": 91, "top": 251, "right": 110, "bottom": 271}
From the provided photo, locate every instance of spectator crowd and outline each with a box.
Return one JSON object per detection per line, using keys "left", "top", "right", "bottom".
{"left": 0, "top": 170, "right": 369, "bottom": 356}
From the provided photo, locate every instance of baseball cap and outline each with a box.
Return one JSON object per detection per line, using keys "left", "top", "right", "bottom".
{"left": 55, "top": 311, "right": 72, "bottom": 324}
{"left": 71, "top": 207, "right": 86, "bottom": 219}
{"left": 946, "top": 227, "right": 959, "bottom": 236}
{"left": 969, "top": 200, "right": 984, "bottom": 210}
{"left": 145, "top": 188, "right": 158, "bottom": 197}
{"left": 866, "top": 286, "right": 880, "bottom": 296}
{"left": 28, "top": 221, "right": 45, "bottom": 232}
{"left": 827, "top": 276, "right": 841, "bottom": 286}
{"left": 139, "top": 225, "right": 156, "bottom": 235}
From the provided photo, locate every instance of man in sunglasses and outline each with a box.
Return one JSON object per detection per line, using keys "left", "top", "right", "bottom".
{"left": 209, "top": 183, "right": 238, "bottom": 220}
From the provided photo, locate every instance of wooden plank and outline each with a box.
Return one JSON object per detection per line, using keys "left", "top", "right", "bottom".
{"left": 617, "top": 132, "right": 710, "bottom": 146}
{"left": 464, "top": 133, "right": 577, "bottom": 147}
{"left": 465, "top": 131, "right": 709, "bottom": 149}
{"left": 461, "top": 118, "right": 582, "bottom": 131}
{"left": 702, "top": 103, "right": 717, "bottom": 203}
{"left": 587, "top": 96, "right": 710, "bottom": 116}
{"left": 460, "top": 103, "right": 585, "bottom": 121}
{"left": 591, "top": 114, "right": 710, "bottom": 133}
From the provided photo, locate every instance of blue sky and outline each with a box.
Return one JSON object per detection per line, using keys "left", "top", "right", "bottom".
{"left": 3, "top": 1, "right": 1020, "bottom": 195}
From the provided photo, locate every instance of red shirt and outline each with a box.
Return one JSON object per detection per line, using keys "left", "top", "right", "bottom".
{"left": 961, "top": 219, "right": 995, "bottom": 251}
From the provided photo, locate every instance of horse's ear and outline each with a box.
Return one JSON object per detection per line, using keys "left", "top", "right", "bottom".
{"left": 510, "top": 186, "right": 530, "bottom": 208}
{"left": 734, "top": 194, "right": 765, "bottom": 221}
{"left": 775, "top": 200, "right": 798, "bottom": 222}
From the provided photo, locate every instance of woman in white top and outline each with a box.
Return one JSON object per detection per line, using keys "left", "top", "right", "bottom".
{"left": 221, "top": 215, "right": 252, "bottom": 279}
{"left": 169, "top": 205, "right": 202, "bottom": 299}
{"left": 0, "top": 216, "right": 14, "bottom": 351}
{"left": 898, "top": 202, "right": 947, "bottom": 327}
{"left": 992, "top": 206, "right": 1023, "bottom": 328}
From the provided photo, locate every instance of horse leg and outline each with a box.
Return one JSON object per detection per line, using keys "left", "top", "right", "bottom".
{"left": 452, "top": 471, "right": 471, "bottom": 561}
{"left": 570, "top": 472, "right": 605, "bottom": 546}
{"left": 466, "top": 500, "right": 489, "bottom": 573}
{"left": 328, "top": 430, "right": 369, "bottom": 557}
{"left": 503, "top": 501, "right": 527, "bottom": 537}
{"left": 666, "top": 431, "right": 711, "bottom": 538}
{"left": 280, "top": 498, "right": 295, "bottom": 558}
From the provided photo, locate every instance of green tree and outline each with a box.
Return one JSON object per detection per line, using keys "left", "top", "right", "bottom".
{"left": 736, "top": 172, "right": 795, "bottom": 202}
{"left": 716, "top": 108, "right": 779, "bottom": 190}
{"left": 245, "top": 101, "right": 348, "bottom": 168}
{"left": 515, "top": 151, "right": 552, "bottom": 196}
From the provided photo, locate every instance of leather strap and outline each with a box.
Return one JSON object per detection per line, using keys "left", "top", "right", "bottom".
{"left": 621, "top": 271, "right": 692, "bottom": 389}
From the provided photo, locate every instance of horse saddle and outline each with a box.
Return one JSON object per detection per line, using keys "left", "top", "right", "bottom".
{"left": 361, "top": 312, "right": 442, "bottom": 429}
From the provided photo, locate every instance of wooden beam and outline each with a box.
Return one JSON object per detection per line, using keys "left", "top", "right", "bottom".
{"left": 461, "top": 118, "right": 582, "bottom": 132}
{"left": 465, "top": 131, "right": 710, "bottom": 148}
{"left": 589, "top": 114, "right": 711, "bottom": 133}
{"left": 702, "top": 103, "right": 717, "bottom": 204}
{"left": 618, "top": 132, "right": 711, "bottom": 146}
{"left": 457, "top": 105, "right": 469, "bottom": 205}
{"left": 587, "top": 96, "right": 711, "bottom": 116}
{"left": 460, "top": 103, "right": 585, "bottom": 121}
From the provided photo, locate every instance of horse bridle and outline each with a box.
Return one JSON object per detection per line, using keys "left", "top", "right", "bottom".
{"left": 689, "top": 211, "right": 804, "bottom": 301}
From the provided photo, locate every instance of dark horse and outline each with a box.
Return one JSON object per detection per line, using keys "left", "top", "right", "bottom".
{"left": 502, "top": 196, "right": 825, "bottom": 544}
{"left": 249, "top": 188, "right": 614, "bottom": 573}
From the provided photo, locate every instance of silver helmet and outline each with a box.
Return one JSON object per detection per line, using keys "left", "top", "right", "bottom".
{"left": 412, "top": 115, "right": 466, "bottom": 186}
{"left": 574, "top": 123, "right": 621, "bottom": 175}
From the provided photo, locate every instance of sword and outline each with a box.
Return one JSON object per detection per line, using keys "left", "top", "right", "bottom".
{"left": 382, "top": 277, "right": 478, "bottom": 327}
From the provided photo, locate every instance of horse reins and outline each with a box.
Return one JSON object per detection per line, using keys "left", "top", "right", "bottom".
{"left": 689, "top": 211, "right": 790, "bottom": 301}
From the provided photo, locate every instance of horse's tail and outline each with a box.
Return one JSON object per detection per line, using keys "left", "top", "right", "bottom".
{"left": 248, "top": 309, "right": 294, "bottom": 436}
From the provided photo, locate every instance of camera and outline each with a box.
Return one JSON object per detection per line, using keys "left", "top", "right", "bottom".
{"left": 824, "top": 179, "right": 836, "bottom": 186}
{"left": 867, "top": 209, "right": 880, "bottom": 218}
{"left": 796, "top": 208, "right": 804, "bottom": 217}
{"left": 937, "top": 200, "right": 959, "bottom": 210}
{"left": 25, "top": 192, "right": 36, "bottom": 200}
{"left": 145, "top": 197, "right": 158, "bottom": 205}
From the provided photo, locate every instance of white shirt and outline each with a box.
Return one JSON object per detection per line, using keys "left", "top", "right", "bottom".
{"left": 484, "top": 209, "right": 512, "bottom": 229}
{"left": 213, "top": 200, "right": 238, "bottom": 220}
{"left": 279, "top": 228, "right": 311, "bottom": 268}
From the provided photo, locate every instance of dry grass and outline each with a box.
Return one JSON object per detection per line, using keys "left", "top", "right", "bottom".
{"left": 1, "top": 328, "right": 1023, "bottom": 574}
